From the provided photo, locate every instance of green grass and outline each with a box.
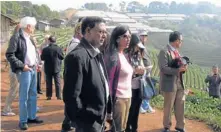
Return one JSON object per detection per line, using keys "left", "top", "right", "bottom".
{"left": 151, "top": 89, "right": 221, "bottom": 132}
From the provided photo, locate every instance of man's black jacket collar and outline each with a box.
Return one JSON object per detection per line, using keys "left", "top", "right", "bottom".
{"left": 81, "top": 38, "right": 100, "bottom": 58}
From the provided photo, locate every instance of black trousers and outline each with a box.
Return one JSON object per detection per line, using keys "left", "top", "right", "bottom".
{"left": 126, "top": 89, "right": 142, "bottom": 132}
{"left": 210, "top": 95, "right": 220, "bottom": 98}
{"left": 45, "top": 72, "right": 61, "bottom": 98}
{"left": 37, "top": 72, "right": 42, "bottom": 92}
{"left": 75, "top": 120, "right": 104, "bottom": 132}
{"left": 62, "top": 106, "right": 75, "bottom": 129}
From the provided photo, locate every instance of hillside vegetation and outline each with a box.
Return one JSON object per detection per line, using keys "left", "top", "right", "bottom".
{"left": 1, "top": 1, "right": 59, "bottom": 20}
{"left": 32, "top": 28, "right": 210, "bottom": 90}
{"left": 148, "top": 15, "right": 221, "bottom": 67}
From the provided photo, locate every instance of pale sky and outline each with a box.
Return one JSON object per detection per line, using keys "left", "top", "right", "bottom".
{"left": 18, "top": 0, "right": 221, "bottom": 11}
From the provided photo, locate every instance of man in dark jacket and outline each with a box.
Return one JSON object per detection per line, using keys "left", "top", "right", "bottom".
{"left": 62, "top": 18, "right": 83, "bottom": 132}
{"left": 205, "top": 65, "right": 221, "bottom": 98}
{"left": 63, "top": 16, "right": 109, "bottom": 132}
{"left": 41, "top": 35, "right": 64, "bottom": 100}
{"left": 5, "top": 16, "right": 43, "bottom": 130}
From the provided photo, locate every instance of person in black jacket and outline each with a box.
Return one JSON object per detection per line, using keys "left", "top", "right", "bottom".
{"left": 63, "top": 16, "right": 109, "bottom": 132}
{"left": 41, "top": 35, "right": 64, "bottom": 100}
{"left": 5, "top": 16, "right": 43, "bottom": 130}
{"left": 205, "top": 65, "right": 221, "bottom": 98}
{"left": 61, "top": 18, "right": 83, "bottom": 132}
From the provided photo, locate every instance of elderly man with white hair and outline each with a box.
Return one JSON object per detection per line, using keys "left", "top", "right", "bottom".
{"left": 6, "top": 16, "right": 43, "bottom": 130}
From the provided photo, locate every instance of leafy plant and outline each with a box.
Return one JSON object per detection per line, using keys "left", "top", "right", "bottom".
{"left": 151, "top": 89, "right": 221, "bottom": 132}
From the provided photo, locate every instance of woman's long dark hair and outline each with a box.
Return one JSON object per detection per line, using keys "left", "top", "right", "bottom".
{"left": 126, "top": 33, "right": 144, "bottom": 58}
{"left": 105, "top": 25, "right": 131, "bottom": 69}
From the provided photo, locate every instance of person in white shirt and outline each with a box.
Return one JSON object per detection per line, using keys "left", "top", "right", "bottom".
{"left": 6, "top": 16, "right": 43, "bottom": 130}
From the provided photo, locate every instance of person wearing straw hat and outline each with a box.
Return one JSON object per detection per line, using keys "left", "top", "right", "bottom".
{"left": 138, "top": 30, "right": 156, "bottom": 114}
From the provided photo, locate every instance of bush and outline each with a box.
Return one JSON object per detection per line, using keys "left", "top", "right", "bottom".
{"left": 151, "top": 89, "right": 221, "bottom": 132}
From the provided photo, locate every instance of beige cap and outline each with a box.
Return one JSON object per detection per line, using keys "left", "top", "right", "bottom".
{"left": 139, "top": 30, "right": 148, "bottom": 36}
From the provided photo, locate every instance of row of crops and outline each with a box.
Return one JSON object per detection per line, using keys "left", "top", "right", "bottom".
{"left": 32, "top": 28, "right": 221, "bottom": 131}
{"left": 149, "top": 49, "right": 209, "bottom": 90}
{"left": 34, "top": 27, "right": 73, "bottom": 48}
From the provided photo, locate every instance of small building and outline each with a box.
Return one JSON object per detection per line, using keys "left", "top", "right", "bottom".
{"left": 1, "top": 14, "right": 18, "bottom": 45}
{"left": 50, "top": 18, "right": 66, "bottom": 28}
{"left": 36, "top": 21, "right": 50, "bottom": 31}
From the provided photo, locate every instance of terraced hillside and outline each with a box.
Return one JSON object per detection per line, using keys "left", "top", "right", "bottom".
{"left": 34, "top": 27, "right": 73, "bottom": 48}
{"left": 149, "top": 48, "right": 209, "bottom": 90}
{"left": 34, "top": 28, "right": 209, "bottom": 90}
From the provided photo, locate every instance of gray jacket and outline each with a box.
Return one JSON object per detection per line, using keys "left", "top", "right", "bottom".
{"left": 66, "top": 38, "right": 80, "bottom": 54}
{"left": 205, "top": 74, "right": 221, "bottom": 97}
{"left": 158, "top": 44, "right": 184, "bottom": 92}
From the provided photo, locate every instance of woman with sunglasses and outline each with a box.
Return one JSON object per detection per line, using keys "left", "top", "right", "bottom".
{"left": 105, "top": 25, "right": 133, "bottom": 132}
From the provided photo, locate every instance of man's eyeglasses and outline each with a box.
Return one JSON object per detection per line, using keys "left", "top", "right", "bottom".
{"left": 178, "top": 39, "right": 183, "bottom": 42}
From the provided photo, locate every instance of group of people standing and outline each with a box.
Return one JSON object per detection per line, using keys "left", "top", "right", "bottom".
{"left": 62, "top": 16, "right": 187, "bottom": 132}
{"left": 62, "top": 17, "right": 159, "bottom": 131}
{"left": 4, "top": 16, "right": 64, "bottom": 130}
{"left": 6, "top": 15, "right": 220, "bottom": 132}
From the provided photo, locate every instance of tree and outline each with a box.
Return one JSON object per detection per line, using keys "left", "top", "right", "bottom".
{"left": 1, "top": 2, "right": 7, "bottom": 14}
{"left": 196, "top": 2, "right": 213, "bottom": 13}
{"left": 84, "top": 3, "right": 108, "bottom": 11}
{"left": 40, "top": 4, "right": 51, "bottom": 19}
{"left": 1, "top": 1, "right": 60, "bottom": 20}
{"left": 127, "top": 1, "right": 145, "bottom": 12}
{"left": 148, "top": 1, "right": 169, "bottom": 13}
{"left": 11, "top": 1, "right": 22, "bottom": 17}
{"left": 50, "top": 11, "right": 59, "bottom": 19}
{"left": 22, "top": 7, "right": 31, "bottom": 16}
{"left": 169, "top": 1, "right": 177, "bottom": 13}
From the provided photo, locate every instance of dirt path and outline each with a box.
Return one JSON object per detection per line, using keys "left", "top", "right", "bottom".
{"left": 1, "top": 69, "right": 213, "bottom": 132}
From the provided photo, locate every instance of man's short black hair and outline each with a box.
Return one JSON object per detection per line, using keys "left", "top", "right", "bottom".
{"left": 81, "top": 16, "right": 106, "bottom": 35}
{"left": 78, "top": 17, "right": 84, "bottom": 22}
{"left": 169, "top": 31, "right": 182, "bottom": 43}
{"left": 48, "top": 35, "right": 56, "bottom": 43}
